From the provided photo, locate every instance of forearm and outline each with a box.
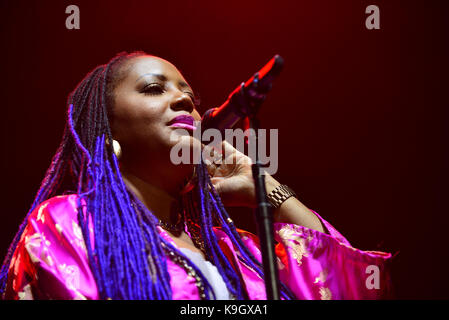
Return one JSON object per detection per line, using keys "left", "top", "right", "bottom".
{"left": 265, "top": 176, "right": 326, "bottom": 233}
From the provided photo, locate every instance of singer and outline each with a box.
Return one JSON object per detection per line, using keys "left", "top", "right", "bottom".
{"left": 0, "top": 51, "right": 391, "bottom": 300}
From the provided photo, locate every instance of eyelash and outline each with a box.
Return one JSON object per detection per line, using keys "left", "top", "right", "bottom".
{"left": 142, "top": 83, "right": 165, "bottom": 95}
{"left": 142, "top": 83, "right": 196, "bottom": 104}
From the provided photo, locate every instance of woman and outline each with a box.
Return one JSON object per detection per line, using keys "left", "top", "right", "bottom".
{"left": 0, "top": 51, "right": 391, "bottom": 300}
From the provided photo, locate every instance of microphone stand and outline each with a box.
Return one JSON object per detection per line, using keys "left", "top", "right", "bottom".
{"left": 239, "top": 74, "right": 280, "bottom": 300}
{"left": 248, "top": 115, "right": 280, "bottom": 300}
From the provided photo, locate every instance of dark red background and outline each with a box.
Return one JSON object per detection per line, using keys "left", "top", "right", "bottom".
{"left": 0, "top": 0, "right": 448, "bottom": 299}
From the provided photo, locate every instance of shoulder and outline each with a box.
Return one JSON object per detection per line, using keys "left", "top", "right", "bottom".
{"left": 22, "top": 194, "right": 90, "bottom": 257}
{"left": 27, "top": 194, "right": 84, "bottom": 230}
{"left": 6, "top": 194, "right": 97, "bottom": 299}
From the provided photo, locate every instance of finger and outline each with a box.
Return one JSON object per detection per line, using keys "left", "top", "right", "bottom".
{"left": 210, "top": 177, "right": 223, "bottom": 190}
{"left": 201, "top": 144, "right": 214, "bottom": 165}
{"left": 219, "top": 140, "right": 236, "bottom": 165}
{"left": 212, "top": 148, "right": 223, "bottom": 165}
{"left": 203, "top": 144, "right": 224, "bottom": 166}
{"left": 221, "top": 140, "right": 251, "bottom": 166}
{"left": 223, "top": 139, "right": 247, "bottom": 153}
{"left": 206, "top": 161, "right": 218, "bottom": 176}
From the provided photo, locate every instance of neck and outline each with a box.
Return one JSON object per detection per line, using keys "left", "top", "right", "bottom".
{"left": 120, "top": 164, "right": 193, "bottom": 226}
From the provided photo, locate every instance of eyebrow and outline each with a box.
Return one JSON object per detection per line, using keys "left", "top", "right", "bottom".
{"left": 136, "top": 73, "right": 191, "bottom": 89}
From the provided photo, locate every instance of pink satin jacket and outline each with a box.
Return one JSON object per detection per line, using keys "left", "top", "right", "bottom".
{"left": 4, "top": 194, "right": 392, "bottom": 300}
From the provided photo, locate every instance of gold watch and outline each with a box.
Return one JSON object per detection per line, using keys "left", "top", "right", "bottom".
{"left": 267, "top": 184, "right": 297, "bottom": 209}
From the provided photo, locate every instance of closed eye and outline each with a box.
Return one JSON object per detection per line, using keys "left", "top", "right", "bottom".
{"left": 141, "top": 83, "right": 199, "bottom": 107}
{"left": 141, "top": 83, "right": 165, "bottom": 95}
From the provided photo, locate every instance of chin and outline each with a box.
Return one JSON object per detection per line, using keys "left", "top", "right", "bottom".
{"left": 168, "top": 134, "right": 202, "bottom": 166}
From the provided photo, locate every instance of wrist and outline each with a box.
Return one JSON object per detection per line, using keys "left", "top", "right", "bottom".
{"left": 265, "top": 176, "right": 282, "bottom": 219}
{"left": 265, "top": 178, "right": 298, "bottom": 221}
{"left": 243, "top": 175, "right": 280, "bottom": 209}
{"left": 265, "top": 175, "right": 281, "bottom": 194}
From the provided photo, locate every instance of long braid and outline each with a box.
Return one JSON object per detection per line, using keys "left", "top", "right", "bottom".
{"left": 195, "top": 160, "right": 248, "bottom": 299}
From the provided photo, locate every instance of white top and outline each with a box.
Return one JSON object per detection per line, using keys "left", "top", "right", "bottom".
{"left": 179, "top": 247, "right": 232, "bottom": 300}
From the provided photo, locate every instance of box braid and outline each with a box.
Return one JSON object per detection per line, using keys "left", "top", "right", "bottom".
{"left": 0, "top": 51, "right": 296, "bottom": 300}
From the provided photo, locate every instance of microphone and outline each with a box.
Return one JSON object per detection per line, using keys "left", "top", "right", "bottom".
{"left": 200, "top": 55, "right": 284, "bottom": 137}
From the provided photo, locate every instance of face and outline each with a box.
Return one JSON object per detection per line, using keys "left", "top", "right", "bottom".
{"left": 111, "top": 55, "right": 202, "bottom": 169}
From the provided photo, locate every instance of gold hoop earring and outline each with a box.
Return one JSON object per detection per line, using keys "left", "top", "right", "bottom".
{"left": 105, "top": 138, "right": 122, "bottom": 159}
{"left": 112, "top": 140, "right": 122, "bottom": 160}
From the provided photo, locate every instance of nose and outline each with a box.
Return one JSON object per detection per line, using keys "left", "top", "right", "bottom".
{"left": 170, "top": 92, "right": 195, "bottom": 114}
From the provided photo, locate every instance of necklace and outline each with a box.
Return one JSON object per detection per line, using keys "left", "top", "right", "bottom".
{"left": 160, "top": 242, "right": 208, "bottom": 300}
{"left": 158, "top": 214, "right": 184, "bottom": 234}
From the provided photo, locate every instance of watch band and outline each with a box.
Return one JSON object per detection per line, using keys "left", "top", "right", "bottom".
{"left": 267, "top": 184, "right": 297, "bottom": 209}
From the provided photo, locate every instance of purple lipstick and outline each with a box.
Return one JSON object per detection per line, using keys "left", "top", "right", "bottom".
{"left": 168, "top": 114, "right": 196, "bottom": 131}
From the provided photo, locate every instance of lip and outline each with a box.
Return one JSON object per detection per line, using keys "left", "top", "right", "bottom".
{"left": 168, "top": 115, "right": 196, "bottom": 130}
{"left": 170, "top": 123, "right": 197, "bottom": 131}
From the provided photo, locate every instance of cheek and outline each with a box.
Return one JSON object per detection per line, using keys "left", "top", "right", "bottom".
{"left": 112, "top": 95, "right": 166, "bottom": 142}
